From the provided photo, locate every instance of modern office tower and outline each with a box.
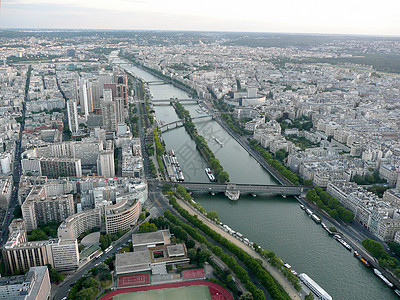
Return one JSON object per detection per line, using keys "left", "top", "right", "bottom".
{"left": 39, "top": 157, "right": 82, "bottom": 178}
{"left": 66, "top": 100, "right": 79, "bottom": 133}
{"left": 79, "top": 79, "right": 90, "bottom": 118}
{"left": 97, "top": 150, "right": 115, "bottom": 178}
{"left": 115, "top": 97, "right": 125, "bottom": 125}
{"left": 101, "top": 89, "right": 117, "bottom": 132}
{"left": 88, "top": 80, "right": 100, "bottom": 111}
{"left": 0, "top": 266, "right": 51, "bottom": 299}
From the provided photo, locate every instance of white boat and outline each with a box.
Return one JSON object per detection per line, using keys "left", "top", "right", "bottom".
{"left": 299, "top": 273, "right": 332, "bottom": 300}
{"left": 373, "top": 268, "right": 394, "bottom": 288}
{"left": 225, "top": 184, "right": 240, "bottom": 201}
{"left": 205, "top": 168, "right": 216, "bottom": 182}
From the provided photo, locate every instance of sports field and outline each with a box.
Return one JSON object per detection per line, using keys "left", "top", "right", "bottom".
{"left": 113, "top": 285, "right": 211, "bottom": 300}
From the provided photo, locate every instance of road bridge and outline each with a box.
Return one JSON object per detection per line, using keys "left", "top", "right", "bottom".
{"left": 174, "top": 182, "right": 309, "bottom": 200}
{"left": 160, "top": 115, "right": 212, "bottom": 132}
{"left": 151, "top": 98, "right": 199, "bottom": 105}
{"left": 147, "top": 80, "right": 171, "bottom": 85}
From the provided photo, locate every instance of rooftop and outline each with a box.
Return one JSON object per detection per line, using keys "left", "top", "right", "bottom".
{"left": 132, "top": 230, "right": 170, "bottom": 248}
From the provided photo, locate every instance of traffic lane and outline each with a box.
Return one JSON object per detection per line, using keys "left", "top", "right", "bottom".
{"left": 54, "top": 229, "right": 139, "bottom": 300}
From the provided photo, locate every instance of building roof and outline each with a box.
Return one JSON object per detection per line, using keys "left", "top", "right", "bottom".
{"left": 132, "top": 230, "right": 169, "bottom": 248}
{"left": 115, "top": 251, "right": 151, "bottom": 275}
{"left": 167, "top": 244, "right": 185, "bottom": 257}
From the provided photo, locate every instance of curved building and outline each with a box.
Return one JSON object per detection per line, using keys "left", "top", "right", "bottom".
{"left": 58, "top": 208, "right": 102, "bottom": 240}
{"left": 105, "top": 195, "right": 141, "bottom": 234}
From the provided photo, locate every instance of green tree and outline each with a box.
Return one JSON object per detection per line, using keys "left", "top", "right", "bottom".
{"left": 139, "top": 222, "right": 157, "bottom": 233}
{"left": 305, "top": 292, "right": 314, "bottom": 300}
{"left": 28, "top": 229, "right": 48, "bottom": 241}
{"left": 239, "top": 292, "right": 254, "bottom": 300}
{"left": 76, "top": 287, "right": 98, "bottom": 300}
{"left": 206, "top": 210, "right": 219, "bottom": 222}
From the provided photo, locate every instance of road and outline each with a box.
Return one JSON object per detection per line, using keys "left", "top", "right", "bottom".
{"left": 52, "top": 224, "right": 141, "bottom": 300}
{"left": 0, "top": 67, "right": 29, "bottom": 245}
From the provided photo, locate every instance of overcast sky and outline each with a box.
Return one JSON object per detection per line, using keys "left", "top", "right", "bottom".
{"left": 1, "top": 0, "right": 400, "bottom": 36}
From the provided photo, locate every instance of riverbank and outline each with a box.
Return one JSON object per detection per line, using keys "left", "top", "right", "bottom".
{"left": 173, "top": 197, "right": 301, "bottom": 299}
{"left": 115, "top": 59, "right": 399, "bottom": 300}
{"left": 173, "top": 102, "right": 229, "bottom": 183}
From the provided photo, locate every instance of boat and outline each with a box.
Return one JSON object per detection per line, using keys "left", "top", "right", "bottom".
{"left": 299, "top": 273, "right": 332, "bottom": 300}
{"left": 354, "top": 251, "right": 371, "bottom": 268}
{"left": 321, "top": 222, "right": 333, "bottom": 235}
{"left": 225, "top": 184, "right": 240, "bottom": 201}
{"left": 311, "top": 214, "right": 321, "bottom": 224}
{"left": 394, "top": 289, "right": 400, "bottom": 297}
{"left": 205, "top": 168, "right": 217, "bottom": 182}
{"left": 373, "top": 268, "right": 394, "bottom": 288}
{"left": 306, "top": 208, "right": 313, "bottom": 216}
{"left": 337, "top": 238, "right": 352, "bottom": 251}
{"left": 300, "top": 204, "right": 305, "bottom": 210}
{"left": 163, "top": 149, "right": 184, "bottom": 181}
{"left": 214, "top": 137, "right": 224, "bottom": 146}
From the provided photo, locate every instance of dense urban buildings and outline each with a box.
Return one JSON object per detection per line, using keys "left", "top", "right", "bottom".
{"left": 1, "top": 30, "right": 400, "bottom": 300}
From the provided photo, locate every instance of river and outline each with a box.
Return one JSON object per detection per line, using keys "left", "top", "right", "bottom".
{"left": 116, "top": 58, "right": 397, "bottom": 300}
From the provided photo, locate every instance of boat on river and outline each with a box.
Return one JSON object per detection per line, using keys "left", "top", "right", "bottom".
{"left": 373, "top": 268, "right": 394, "bottom": 288}
{"left": 225, "top": 184, "right": 240, "bottom": 201}
{"left": 205, "top": 168, "right": 216, "bottom": 182}
{"left": 354, "top": 251, "right": 371, "bottom": 268}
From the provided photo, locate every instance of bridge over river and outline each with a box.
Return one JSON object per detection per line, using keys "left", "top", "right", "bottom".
{"left": 160, "top": 181, "right": 309, "bottom": 200}
{"left": 159, "top": 114, "right": 212, "bottom": 132}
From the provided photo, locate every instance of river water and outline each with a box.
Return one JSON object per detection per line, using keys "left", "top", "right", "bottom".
{"left": 117, "top": 58, "right": 397, "bottom": 300}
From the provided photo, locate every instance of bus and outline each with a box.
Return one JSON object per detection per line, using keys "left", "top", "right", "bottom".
{"left": 95, "top": 251, "right": 103, "bottom": 259}
{"left": 104, "top": 246, "right": 113, "bottom": 253}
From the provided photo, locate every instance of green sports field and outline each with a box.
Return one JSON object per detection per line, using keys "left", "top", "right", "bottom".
{"left": 113, "top": 285, "right": 211, "bottom": 300}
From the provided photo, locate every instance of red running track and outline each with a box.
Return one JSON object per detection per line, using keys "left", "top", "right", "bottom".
{"left": 98, "top": 280, "right": 233, "bottom": 300}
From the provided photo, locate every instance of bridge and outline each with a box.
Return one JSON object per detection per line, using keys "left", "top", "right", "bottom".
{"left": 146, "top": 80, "right": 171, "bottom": 85}
{"left": 160, "top": 115, "right": 212, "bottom": 132}
{"left": 151, "top": 98, "right": 199, "bottom": 105}
{"left": 178, "top": 182, "right": 309, "bottom": 200}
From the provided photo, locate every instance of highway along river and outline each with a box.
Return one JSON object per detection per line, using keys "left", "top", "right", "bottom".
{"left": 116, "top": 58, "right": 397, "bottom": 300}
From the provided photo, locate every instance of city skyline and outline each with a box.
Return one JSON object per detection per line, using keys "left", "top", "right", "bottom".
{"left": 1, "top": 0, "right": 400, "bottom": 36}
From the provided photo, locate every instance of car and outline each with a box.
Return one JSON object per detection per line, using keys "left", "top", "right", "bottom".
{"left": 62, "top": 297, "right": 67, "bottom": 300}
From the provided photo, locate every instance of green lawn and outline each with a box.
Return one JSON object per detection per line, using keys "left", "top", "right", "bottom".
{"left": 113, "top": 285, "right": 211, "bottom": 300}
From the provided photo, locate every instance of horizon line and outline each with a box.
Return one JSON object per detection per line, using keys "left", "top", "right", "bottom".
{"left": 1, "top": 27, "right": 400, "bottom": 38}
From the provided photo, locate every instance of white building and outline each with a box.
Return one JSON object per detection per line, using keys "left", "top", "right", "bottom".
{"left": 97, "top": 150, "right": 115, "bottom": 178}
{"left": 66, "top": 100, "right": 79, "bottom": 133}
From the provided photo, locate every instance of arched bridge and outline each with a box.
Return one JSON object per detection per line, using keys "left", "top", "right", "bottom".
{"left": 160, "top": 115, "right": 212, "bottom": 132}
{"left": 178, "top": 182, "right": 309, "bottom": 198}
